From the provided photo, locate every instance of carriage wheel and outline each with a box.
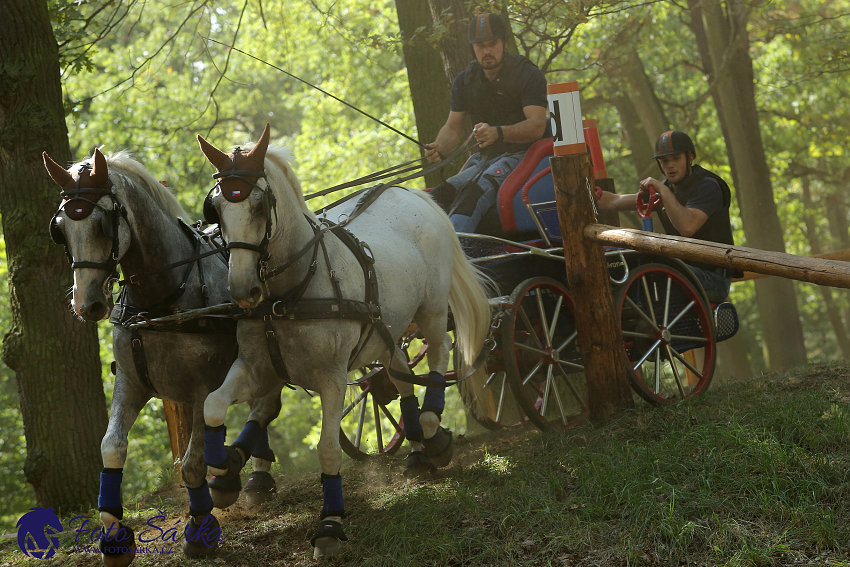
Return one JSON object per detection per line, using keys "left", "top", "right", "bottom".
{"left": 503, "top": 277, "right": 589, "bottom": 431}
{"left": 616, "top": 263, "right": 716, "bottom": 405}
{"left": 457, "top": 345, "right": 528, "bottom": 430}
{"left": 339, "top": 366, "right": 405, "bottom": 460}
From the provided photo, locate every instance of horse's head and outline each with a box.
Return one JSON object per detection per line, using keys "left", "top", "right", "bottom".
{"left": 198, "top": 123, "right": 273, "bottom": 308}
{"left": 45, "top": 148, "right": 130, "bottom": 321}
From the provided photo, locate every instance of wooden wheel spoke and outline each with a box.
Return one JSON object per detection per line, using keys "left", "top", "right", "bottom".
{"left": 378, "top": 403, "right": 402, "bottom": 433}
{"left": 633, "top": 339, "right": 663, "bottom": 371}
{"left": 670, "top": 334, "right": 708, "bottom": 344}
{"left": 342, "top": 386, "right": 369, "bottom": 419}
{"left": 554, "top": 363, "right": 588, "bottom": 409}
{"left": 667, "top": 300, "right": 695, "bottom": 328}
{"left": 669, "top": 347, "right": 703, "bottom": 378}
{"left": 521, "top": 358, "right": 546, "bottom": 386}
{"left": 515, "top": 342, "right": 550, "bottom": 358}
{"left": 518, "top": 305, "right": 546, "bottom": 350}
{"left": 624, "top": 295, "right": 660, "bottom": 332}
{"left": 666, "top": 345, "right": 687, "bottom": 399}
{"left": 535, "top": 291, "right": 553, "bottom": 347}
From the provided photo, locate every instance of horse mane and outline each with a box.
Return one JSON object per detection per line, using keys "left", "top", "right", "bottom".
{"left": 73, "top": 150, "right": 192, "bottom": 221}
{"left": 238, "top": 142, "right": 316, "bottom": 220}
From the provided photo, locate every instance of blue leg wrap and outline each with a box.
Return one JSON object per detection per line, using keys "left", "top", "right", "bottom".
{"left": 187, "top": 480, "right": 214, "bottom": 516}
{"left": 321, "top": 473, "right": 345, "bottom": 516}
{"left": 233, "top": 420, "right": 262, "bottom": 455}
{"left": 204, "top": 424, "right": 227, "bottom": 467}
{"left": 399, "top": 395, "right": 423, "bottom": 442}
{"left": 98, "top": 468, "right": 123, "bottom": 511}
{"left": 422, "top": 372, "right": 447, "bottom": 416}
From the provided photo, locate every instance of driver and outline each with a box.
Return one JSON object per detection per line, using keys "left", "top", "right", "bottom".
{"left": 596, "top": 130, "right": 736, "bottom": 303}
{"left": 425, "top": 12, "right": 549, "bottom": 235}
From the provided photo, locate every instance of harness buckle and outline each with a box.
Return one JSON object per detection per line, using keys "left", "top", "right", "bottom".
{"left": 272, "top": 301, "right": 287, "bottom": 317}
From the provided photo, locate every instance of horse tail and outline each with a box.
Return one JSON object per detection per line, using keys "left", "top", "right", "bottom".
{"left": 409, "top": 190, "right": 493, "bottom": 369}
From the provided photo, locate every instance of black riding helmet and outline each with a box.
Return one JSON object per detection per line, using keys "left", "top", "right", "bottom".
{"left": 468, "top": 13, "right": 508, "bottom": 43}
{"left": 654, "top": 130, "right": 696, "bottom": 177}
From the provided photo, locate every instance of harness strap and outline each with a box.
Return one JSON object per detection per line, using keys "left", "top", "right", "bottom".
{"left": 130, "top": 329, "right": 158, "bottom": 394}
{"left": 263, "top": 315, "right": 296, "bottom": 390}
{"left": 260, "top": 216, "right": 327, "bottom": 281}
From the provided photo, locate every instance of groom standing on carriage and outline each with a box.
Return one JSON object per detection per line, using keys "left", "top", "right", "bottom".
{"left": 425, "top": 13, "right": 549, "bottom": 235}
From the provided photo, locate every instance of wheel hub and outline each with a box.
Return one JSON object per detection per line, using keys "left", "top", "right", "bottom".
{"left": 543, "top": 346, "right": 559, "bottom": 365}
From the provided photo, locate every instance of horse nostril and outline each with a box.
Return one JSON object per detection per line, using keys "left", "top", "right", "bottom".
{"left": 249, "top": 287, "right": 263, "bottom": 304}
{"left": 88, "top": 302, "right": 108, "bottom": 320}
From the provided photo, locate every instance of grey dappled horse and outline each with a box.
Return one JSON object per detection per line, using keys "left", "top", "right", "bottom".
{"left": 45, "top": 149, "right": 283, "bottom": 566}
{"left": 196, "top": 124, "right": 492, "bottom": 557}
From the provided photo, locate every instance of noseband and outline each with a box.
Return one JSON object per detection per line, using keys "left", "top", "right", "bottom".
{"left": 49, "top": 162, "right": 125, "bottom": 287}
{"left": 204, "top": 147, "right": 277, "bottom": 280}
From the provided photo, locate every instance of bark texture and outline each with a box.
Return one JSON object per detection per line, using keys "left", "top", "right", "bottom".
{"left": 395, "top": 0, "right": 457, "bottom": 186}
{"left": 0, "top": 0, "right": 107, "bottom": 513}
{"left": 552, "top": 155, "right": 634, "bottom": 423}
{"left": 697, "top": 0, "right": 808, "bottom": 371}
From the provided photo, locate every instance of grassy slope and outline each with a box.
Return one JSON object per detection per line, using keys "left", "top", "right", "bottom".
{"left": 2, "top": 362, "right": 849, "bottom": 567}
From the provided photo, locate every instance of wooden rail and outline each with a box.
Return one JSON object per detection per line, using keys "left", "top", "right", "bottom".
{"left": 584, "top": 225, "right": 850, "bottom": 289}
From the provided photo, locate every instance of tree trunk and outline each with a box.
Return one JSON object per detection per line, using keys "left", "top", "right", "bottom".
{"left": 427, "top": 0, "right": 473, "bottom": 85}
{"left": 395, "top": 0, "right": 457, "bottom": 186}
{"left": 698, "top": 0, "right": 808, "bottom": 371}
{"left": 0, "top": 0, "right": 107, "bottom": 514}
{"left": 801, "top": 177, "right": 850, "bottom": 359}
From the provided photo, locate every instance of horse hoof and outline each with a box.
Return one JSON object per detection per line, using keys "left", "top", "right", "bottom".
{"left": 403, "top": 451, "right": 435, "bottom": 479}
{"left": 244, "top": 471, "right": 276, "bottom": 506}
{"left": 209, "top": 486, "right": 240, "bottom": 509}
{"left": 100, "top": 522, "right": 135, "bottom": 567}
{"left": 313, "top": 536, "right": 342, "bottom": 558}
{"left": 209, "top": 449, "right": 243, "bottom": 509}
{"left": 422, "top": 426, "right": 454, "bottom": 468}
{"left": 310, "top": 518, "right": 347, "bottom": 558}
{"left": 182, "top": 514, "right": 221, "bottom": 558}
{"left": 102, "top": 551, "right": 135, "bottom": 567}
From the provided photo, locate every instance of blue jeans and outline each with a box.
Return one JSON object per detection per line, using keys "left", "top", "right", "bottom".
{"left": 688, "top": 265, "right": 731, "bottom": 303}
{"left": 447, "top": 151, "right": 526, "bottom": 233}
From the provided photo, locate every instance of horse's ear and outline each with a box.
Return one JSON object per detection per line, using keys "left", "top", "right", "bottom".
{"left": 197, "top": 134, "right": 230, "bottom": 170}
{"left": 91, "top": 148, "right": 109, "bottom": 186}
{"left": 246, "top": 123, "right": 271, "bottom": 164}
{"left": 43, "top": 152, "right": 73, "bottom": 189}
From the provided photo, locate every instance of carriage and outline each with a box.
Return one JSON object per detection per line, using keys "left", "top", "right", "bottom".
{"left": 337, "top": 133, "right": 740, "bottom": 458}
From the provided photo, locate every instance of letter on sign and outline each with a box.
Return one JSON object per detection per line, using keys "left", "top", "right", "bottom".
{"left": 547, "top": 82, "right": 585, "bottom": 156}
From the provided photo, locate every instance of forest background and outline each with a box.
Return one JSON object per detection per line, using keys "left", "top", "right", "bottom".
{"left": 0, "top": 0, "right": 848, "bottom": 531}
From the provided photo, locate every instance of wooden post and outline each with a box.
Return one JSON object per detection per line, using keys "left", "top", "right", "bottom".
{"left": 163, "top": 401, "right": 193, "bottom": 468}
{"left": 550, "top": 152, "right": 634, "bottom": 423}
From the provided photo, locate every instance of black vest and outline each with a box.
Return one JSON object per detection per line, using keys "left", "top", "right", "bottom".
{"left": 457, "top": 53, "right": 543, "bottom": 155}
{"left": 658, "top": 165, "right": 737, "bottom": 271}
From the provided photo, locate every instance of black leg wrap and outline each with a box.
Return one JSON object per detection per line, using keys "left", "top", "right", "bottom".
{"left": 320, "top": 508, "right": 348, "bottom": 520}
{"left": 208, "top": 446, "right": 244, "bottom": 509}
{"left": 98, "top": 506, "right": 124, "bottom": 521}
{"left": 182, "top": 514, "right": 221, "bottom": 559}
{"left": 252, "top": 449, "right": 276, "bottom": 462}
{"left": 100, "top": 522, "right": 135, "bottom": 565}
{"left": 422, "top": 426, "right": 454, "bottom": 469}
{"left": 310, "top": 519, "right": 348, "bottom": 546}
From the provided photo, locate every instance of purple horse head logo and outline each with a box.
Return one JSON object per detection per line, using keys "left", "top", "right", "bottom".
{"left": 16, "top": 507, "right": 64, "bottom": 560}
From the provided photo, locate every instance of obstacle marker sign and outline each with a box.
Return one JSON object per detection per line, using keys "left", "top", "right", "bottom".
{"left": 14, "top": 506, "right": 225, "bottom": 559}
{"left": 548, "top": 81, "right": 585, "bottom": 156}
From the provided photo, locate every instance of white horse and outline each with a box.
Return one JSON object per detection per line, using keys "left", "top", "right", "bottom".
{"left": 44, "top": 149, "right": 285, "bottom": 567}
{"left": 196, "top": 124, "right": 492, "bottom": 557}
